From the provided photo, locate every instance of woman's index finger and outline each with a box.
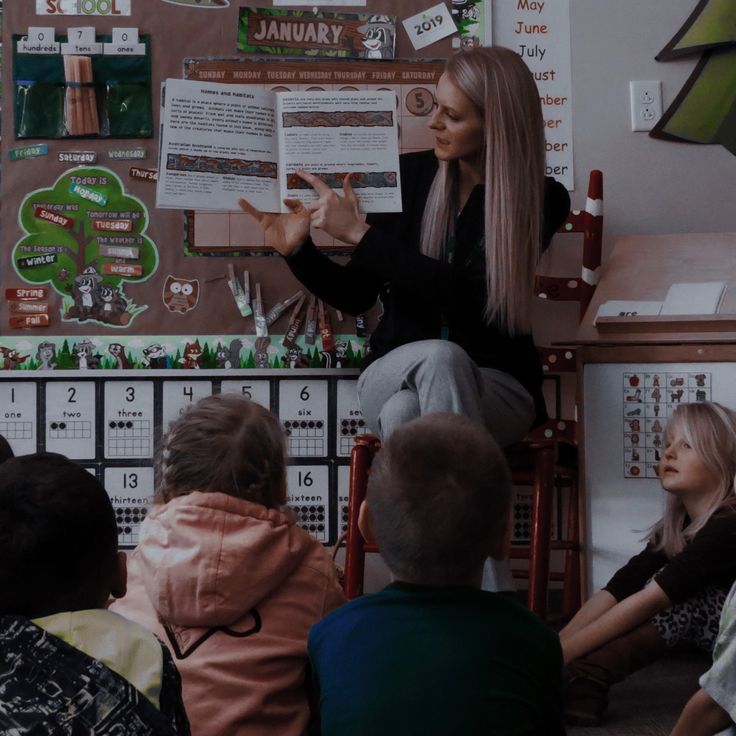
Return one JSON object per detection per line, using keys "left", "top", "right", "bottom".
{"left": 295, "top": 169, "right": 331, "bottom": 195}
{"left": 238, "top": 197, "right": 262, "bottom": 219}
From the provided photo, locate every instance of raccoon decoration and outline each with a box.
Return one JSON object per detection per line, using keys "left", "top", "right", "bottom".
{"left": 163, "top": 276, "right": 200, "bottom": 314}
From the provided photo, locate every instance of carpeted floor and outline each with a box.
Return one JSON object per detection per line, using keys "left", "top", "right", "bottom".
{"left": 567, "top": 646, "right": 710, "bottom": 736}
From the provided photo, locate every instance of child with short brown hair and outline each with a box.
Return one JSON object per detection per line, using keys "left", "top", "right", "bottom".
{"left": 308, "top": 412, "right": 565, "bottom": 736}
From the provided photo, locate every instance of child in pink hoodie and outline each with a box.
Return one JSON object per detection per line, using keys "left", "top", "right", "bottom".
{"left": 111, "top": 394, "right": 345, "bottom": 736}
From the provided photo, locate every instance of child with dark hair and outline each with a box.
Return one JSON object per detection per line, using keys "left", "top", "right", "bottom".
{"left": 111, "top": 393, "right": 345, "bottom": 736}
{"left": 308, "top": 412, "right": 565, "bottom": 736}
{"left": 0, "top": 453, "right": 190, "bottom": 736}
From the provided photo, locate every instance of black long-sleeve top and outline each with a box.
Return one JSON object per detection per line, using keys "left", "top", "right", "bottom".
{"left": 286, "top": 149, "right": 570, "bottom": 424}
{"left": 604, "top": 511, "right": 736, "bottom": 604}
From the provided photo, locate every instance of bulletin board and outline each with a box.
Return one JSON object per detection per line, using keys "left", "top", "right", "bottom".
{"left": 1, "top": 1, "right": 477, "bottom": 366}
{"left": 0, "top": 1, "right": 484, "bottom": 547}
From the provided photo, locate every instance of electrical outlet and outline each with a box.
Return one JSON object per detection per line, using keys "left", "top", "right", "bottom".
{"left": 630, "top": 80, "right": 662, "bottom": 132}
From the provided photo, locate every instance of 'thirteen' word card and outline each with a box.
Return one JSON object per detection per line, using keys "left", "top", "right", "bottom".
{"left": 402, "top": 3, "right": 455, "bottom": 50}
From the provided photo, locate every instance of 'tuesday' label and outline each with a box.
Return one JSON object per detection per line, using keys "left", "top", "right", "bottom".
{"left": 402, "top": 3, "right": 455, "bottom": 50}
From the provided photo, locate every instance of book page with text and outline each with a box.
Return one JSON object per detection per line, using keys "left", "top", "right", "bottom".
{"left": 276, "top": 90, "right": 401, "bottom": 213}
{"left": 156, "top": 79, "right": 280, "bottom": 212}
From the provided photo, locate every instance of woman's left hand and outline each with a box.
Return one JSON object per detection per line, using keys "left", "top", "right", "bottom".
{"left": 296, "top": 170, "right": 370, "bottom": 246}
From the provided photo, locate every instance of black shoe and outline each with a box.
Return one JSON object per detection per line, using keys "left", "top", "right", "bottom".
{"left": 564, "top": 674, "right": 609, "bottom": 726}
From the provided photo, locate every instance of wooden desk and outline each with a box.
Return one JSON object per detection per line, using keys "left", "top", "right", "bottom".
{"left": 575, "top": 234, "right": 736, "bottom": 593}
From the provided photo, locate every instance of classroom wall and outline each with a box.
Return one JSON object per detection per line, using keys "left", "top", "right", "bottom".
{"left": 535, "top": 0, "right": 735, "bottom": 349}
{"left": 568, "top": 0, "right": 735, "bottom": 248}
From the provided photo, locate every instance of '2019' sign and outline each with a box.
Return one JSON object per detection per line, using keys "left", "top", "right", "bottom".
{"left": 37, "top": 0, "right": 132, "bottom": 15}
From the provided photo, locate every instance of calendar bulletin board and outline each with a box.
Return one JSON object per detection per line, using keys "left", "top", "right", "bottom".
{"left": 0, "top": 1, "right": 484, "bottom": 547}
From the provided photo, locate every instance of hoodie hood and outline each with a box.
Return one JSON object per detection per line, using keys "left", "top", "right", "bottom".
{"left": 135, "top": 491, "right": 313, "bottom": 628}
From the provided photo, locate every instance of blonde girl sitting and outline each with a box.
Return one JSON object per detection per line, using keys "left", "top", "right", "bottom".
{"left": 561, "top": 401, "right": 736, "bottom": 726}
{"left": 111, "top": 394, "right": 345, "bottom": 736}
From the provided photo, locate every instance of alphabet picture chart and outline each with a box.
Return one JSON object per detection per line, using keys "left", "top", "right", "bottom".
{"left": 622, "top": 371, "right": 712, "bottom": 479}
{"left": 0, "top": 382, "right": 38, "bottom": 456}
{"left": 46, "top": 381, "right": 96, "bottom": 459}
{"left": 279, "top": 380, "right": 329, "bottom": 457}
{"left": 220, "top": 380, "right": 271, "bottom": 409}
{"left": 336, "top": 379, "right": 367, "bottom": 457}
{"left": 104, "top": 381, "right": 155, "bottom": 459}
{"left": 337, "top": 464, "right": 350, "bottom": 536}
{"left": 161, "top": 381, "right": 213, "bottom": 430}
{"left": 287, "top": 464, "right": 330, "bottom": 543}
{"left": 104, "top": 466, "right": 154, "bottom": 549}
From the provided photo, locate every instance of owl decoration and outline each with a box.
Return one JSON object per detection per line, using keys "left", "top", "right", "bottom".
{"left": 163, "top": 276, "right": 200, "bottom": 314}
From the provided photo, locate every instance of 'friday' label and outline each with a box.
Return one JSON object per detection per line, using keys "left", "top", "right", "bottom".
{"left": 9, "top": 144, "right": 49, "bottom": 160}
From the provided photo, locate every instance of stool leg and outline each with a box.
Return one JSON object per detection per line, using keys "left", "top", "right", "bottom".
{"left": 528, "top": 446, "right": 554, "bottom": 619}
{"left": 563, "top": 477, "right": 582, "bottom": 619}
{"left": 343, "top": 437, "right": 380, "bottom": 600}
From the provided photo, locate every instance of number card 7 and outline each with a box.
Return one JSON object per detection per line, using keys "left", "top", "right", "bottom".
{"left": 402, "top": 3, "right": 455, "bottom": 50}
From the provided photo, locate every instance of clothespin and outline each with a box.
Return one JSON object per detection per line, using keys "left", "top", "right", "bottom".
{"left": 226, "top": 264, "right": 252, "bottom": 317}
{"left": 254, "top": 282, "right": 268, "bottom": 337}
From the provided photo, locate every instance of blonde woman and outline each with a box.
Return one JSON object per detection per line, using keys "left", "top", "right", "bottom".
{"left": 562, "top": 402, "right": 736, "bottom": 726}
{"left": 240, "top": 47, "right": 569, "bottom": 448}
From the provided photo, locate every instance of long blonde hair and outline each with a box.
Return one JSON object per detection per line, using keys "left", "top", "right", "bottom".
{"left": 650, "top": 402, "right": 736, "bottom": 557}
{"left": 419, "top": 46, "right": 545, "bottom": 335}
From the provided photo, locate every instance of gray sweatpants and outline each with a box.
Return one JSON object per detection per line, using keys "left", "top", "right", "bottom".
{"left": 357, "top": 339, "right": 536, "bottom": 592}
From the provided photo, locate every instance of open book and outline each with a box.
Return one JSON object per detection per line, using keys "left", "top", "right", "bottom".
{"left": 156, "top": 79, "right": 401, "bottom": 214}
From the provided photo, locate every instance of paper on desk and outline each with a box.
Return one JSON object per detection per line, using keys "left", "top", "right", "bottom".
{"left": 593, "top": 300, "right": 662, "bottom": 325}
{"left": 660, "top": 282, "right": 726, "bottom": 315}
